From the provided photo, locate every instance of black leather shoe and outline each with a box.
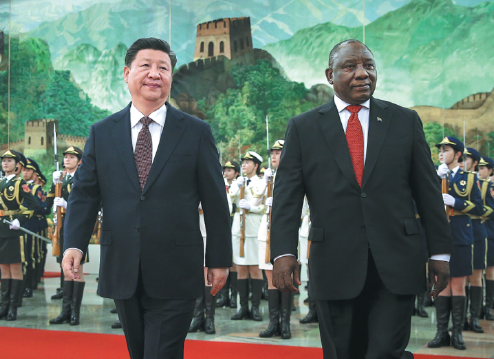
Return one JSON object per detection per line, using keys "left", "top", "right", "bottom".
{"left": 51, "top": 289, "right": 64, "bottom": 300}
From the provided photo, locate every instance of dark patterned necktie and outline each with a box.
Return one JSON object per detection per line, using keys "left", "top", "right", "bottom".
{"left": 345, "top": 105, "right": 364, "bottom": 187}
{"left": 134, "top": 117, "right": 153, "bottom": 190}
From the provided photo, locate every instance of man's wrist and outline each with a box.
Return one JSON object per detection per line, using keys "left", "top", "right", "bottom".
{"left": 274, "top": 254, "right": 296, "bottom": 262}
{"left": 63, "top": 248, "right": 84, "bottom": 257}
{"left": 430, "top": 254, "right": 450, "bottom": 262}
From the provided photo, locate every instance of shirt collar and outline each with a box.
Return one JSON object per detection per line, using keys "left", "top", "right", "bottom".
{"left": 130, "top": 102, "right": 167, "bottom": 128}
{"left": 451, "top": 166, "right": 460, "bottom": 176}
{"left": 334, "top": 94, "right": 370, "bottom": 113}
{"left": 4, "top": 174, "right": 16, "bottom": 181}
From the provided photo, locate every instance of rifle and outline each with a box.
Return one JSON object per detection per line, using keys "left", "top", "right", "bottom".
{"left": 265, "top": 116, "right": 273, "bottom": 263}
{"left": 441, "top": 146, "right": 454, "bottom": 219}
{"left": 239, "top": 176, "right": 246, "bottom": 257}
{"left": 52, "top": 123, "right": 62, "bottom": 256}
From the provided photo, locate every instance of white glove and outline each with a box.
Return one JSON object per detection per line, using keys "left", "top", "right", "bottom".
{"left": 264, "top": 168, "right": 273, "bottom": 183}
{"left": 265, "top": 197, "right": 273, "bottom": 207}
{"left": 236, "top": 176, "right": 245, "bottom": 187}
{"left": 437, "top": 164, "right": 450, "bottom": 178}
{"left": 52, "top": 171, "right": 63, "bottom": 184}
{"left": 198, "top": 202, "right": 202, "bottom": 210}
{"left": 239, "top": 199, "right": 251, "bottom": 211}
{"left": 442, "top": 194, "right": 456, "bottom": 207}
{"left": 9, "top": 219, "right": 20, "bottom": 230}
{"left": 54, "top": 197, "right": 67, "bottom": 209}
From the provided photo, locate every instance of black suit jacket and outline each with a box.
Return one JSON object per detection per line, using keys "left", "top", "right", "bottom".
{"left": 271, "top": 97, "right": 452, "bottom": 300}
{"left": 64, "top": 102, "right": 232, "bottom": 300}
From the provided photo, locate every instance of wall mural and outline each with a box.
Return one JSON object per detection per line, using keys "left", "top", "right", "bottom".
{"left": 0, "top": 0, "right": 493, "bottom": 178}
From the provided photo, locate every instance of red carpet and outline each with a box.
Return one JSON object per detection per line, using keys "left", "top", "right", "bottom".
{"left": 41, "top": 271, "right": 61, "bottom": 278}
{"left": 0, "top": 327, "right": 478, "bottom": 359}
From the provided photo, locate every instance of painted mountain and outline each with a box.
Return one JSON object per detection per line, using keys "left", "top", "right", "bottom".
{"left": 264, "top": 0, "right": 494, "bottom": 108}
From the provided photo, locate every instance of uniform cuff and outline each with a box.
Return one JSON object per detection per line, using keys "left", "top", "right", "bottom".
{"left": 430, "top": 254, "right": 450, "bottom": 262}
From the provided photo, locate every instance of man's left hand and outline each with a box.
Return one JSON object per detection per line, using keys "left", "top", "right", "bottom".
{"left": 428, "top": 259, "right": 450, "bottom": 299}
{"left": 207, "top": 267, "right": 229, "bottom": 296}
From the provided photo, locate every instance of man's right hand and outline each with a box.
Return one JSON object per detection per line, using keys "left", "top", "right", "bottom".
{"left": 62, "top": 249, "right": 83, "bottom": 280}
{"left": 428, "top": 259, "right": 450, "bottom": 299}
{"left": 273, "top": 256, "right": 301, "bottom": 293}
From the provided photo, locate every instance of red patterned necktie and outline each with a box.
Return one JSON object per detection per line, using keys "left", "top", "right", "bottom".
{"left": 345, "top": 105, "right": 364, "bottom": 187}
{"left": 134, "top": 116, "right": 153, "bottom": 190}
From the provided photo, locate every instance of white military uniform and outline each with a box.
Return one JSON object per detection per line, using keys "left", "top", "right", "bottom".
{"left": 258, "top": 172, "right": 276, "bottom": 270}
{"left": 230, "top": 175, "right": 264, "bottom": 265}
{"left": 199, "top": 193, "right": 232, "bottom": 267}
{"left": 298, "top": 197, "right": 310, "bottom": 265}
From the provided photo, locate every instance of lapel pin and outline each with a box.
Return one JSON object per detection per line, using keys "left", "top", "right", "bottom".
{"left": 377, "top": 117, "right": 382, "bottom": 122}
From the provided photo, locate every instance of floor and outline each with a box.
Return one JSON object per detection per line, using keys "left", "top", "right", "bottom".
{"left": 1, "top": 274, "right": 494, "bottom": 358}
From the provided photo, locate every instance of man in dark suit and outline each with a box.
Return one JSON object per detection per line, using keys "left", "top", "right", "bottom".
{"left": 271, "top": 39, "right": 452, "bottom": 358}
{"left": 62, "top": 38, "right": 232, "bottom": 359}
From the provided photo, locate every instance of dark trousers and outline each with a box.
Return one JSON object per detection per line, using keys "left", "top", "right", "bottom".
{"left": 316, "top": 251, "right": 415, "bottom": 359}
{"left": 114, "top": 271, "right": 195, "bottom": 359}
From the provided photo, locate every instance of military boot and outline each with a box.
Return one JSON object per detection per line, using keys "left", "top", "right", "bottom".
{"left": 250, "top": 279, "right": 263, "bottom": 321}
{"left": 70, "top": 281, "right": 85, "bottom": 325}
{"left": 416, "top": 291, "right": 429, "bottom": 318}
{"left": 451, "top": 296, "right": 467, "bottom": 350}
{"left": 215, "top": 274, "right": 230, "bottom": 308}
{"left": 259, "top": 290, "right": 280, "bottom": 337}
{"left": 468, "top": 286, "right": 484, "bottom": 333}
{"left": 231, "top": 279, "right": 249, "bottom": 320}
{"left": 49, "top": 280, "right": 73, "bottom": 324}
{"left": 188, "top": 294, "right": 205, "bottom": 332}
{"left": 427, "top": 296, "right": 451, "bottom": 348}
{"left": 0, "top": 279, "right": 12, "bottom": 319}
{"left": 229, "top": 272, "right": 238, "bottom": 309}
{"left": 6, "top": 279, "right": 23, "bottom": 321}
{"left": 484, "top": 280, "right": 494, "bottom": 321}
{"left": 280, "top": 292, "right": 292, "bottom": 339}
{"left": 204, "top": 286, "right": 216, "bottom": 334}
{"left": 300, "top": 296, "right": 318, "bottom": 324}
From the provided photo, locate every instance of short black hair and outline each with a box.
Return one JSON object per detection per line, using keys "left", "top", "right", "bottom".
{"left": 125, "top": 38, "right": 177, "bottom": 70}
{"left": 328, "top": 39, "right": 373, "bottom": 69}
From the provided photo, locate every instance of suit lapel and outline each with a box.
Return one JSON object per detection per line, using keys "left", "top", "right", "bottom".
{"left": 362, "top": 98, "right": 391, "bottom": 188}
{"left": 142, "top": 103, "right": 187, "bottom": 195}
{"left": 111, "top": 104, "right": 141, "bottom": 193}
{"left": 317, "top": 100, "right": 360, "bottom": 190}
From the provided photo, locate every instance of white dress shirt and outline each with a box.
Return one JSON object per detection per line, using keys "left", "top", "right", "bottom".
{"left": 130, "top": 103, "right": 167, "bottom": 162}
{"left": 275, "top": 96, "right": 450, "bottom": 262}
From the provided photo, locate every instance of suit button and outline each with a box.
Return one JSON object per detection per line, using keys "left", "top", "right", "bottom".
{"left": 361, "top": 193, "right": 367, "bottom": 198}
{"left": 140, "top": 196, "right": 145, "bottom": 201}
{"left": 135, "top": 226, "right": 139, "bottom": 232}
{"left": 361, "top": 225, "right": 366, "bottom": 231}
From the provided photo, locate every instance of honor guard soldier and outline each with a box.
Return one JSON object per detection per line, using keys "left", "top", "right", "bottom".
{"left": 189, "top": 194, "right": 232, "bottom": 334}
{"left": 47, "top": 146, "right": 88, "bottom": 326}
{"left": 257, "top": 140, "right": 294, "bottom": 339}
{"left": 11, "top": 150, "right": 26, "bottom": 178}
{"left": 478, "top": 157, "right": 494, "bottom": 320}
{"left": 20, "top": 158, "right": 45, "bottom": 298}
{"left": 230, "top": 151, "right": 265, "bottom": 321}
{"left": 216, "top": 160, "right": 240, "bottom": 309}
{"left": 299, "top": 196, "right": 318, "bottom": 324}
{"left": 464, "top": 147, "right": 488, "bottom": 333}
{"left": 36, "top": 173, "right": 50, "bottom": 283}
{"left": 0, "top": 150, "right": 40, "bottom": 321}
{"left": 428, "top": 137, "right": 483, "bottom": 350}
